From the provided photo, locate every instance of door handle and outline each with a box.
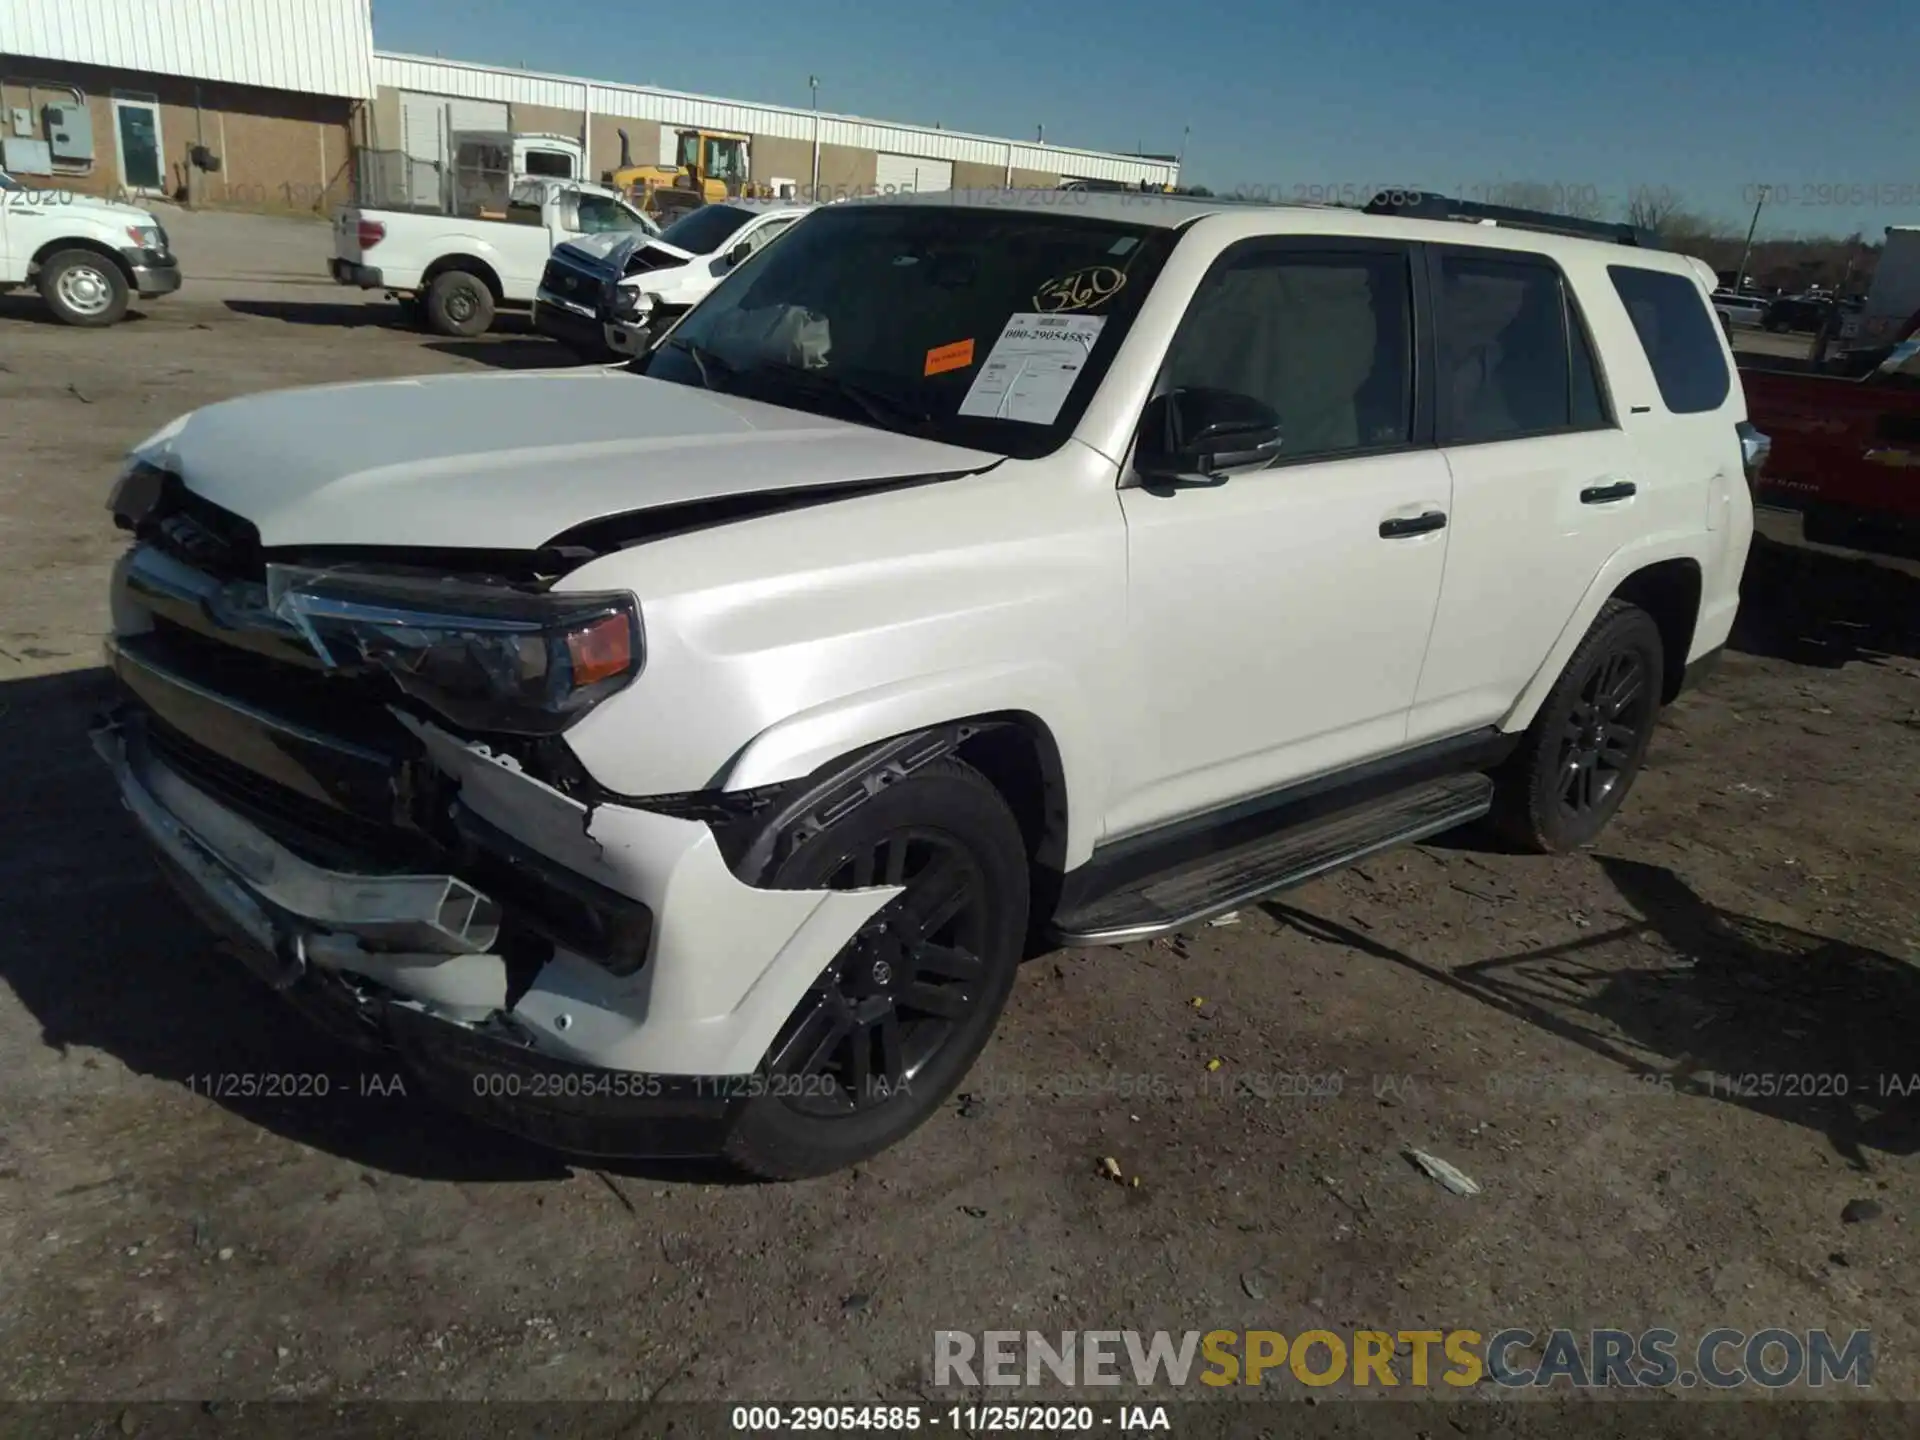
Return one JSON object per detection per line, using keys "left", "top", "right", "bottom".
{"left": 1580, "top": 480, "right": 1637, "bottom": 504}
{"left": 1379, "top": 510, "right": 1447, "bottom": 539}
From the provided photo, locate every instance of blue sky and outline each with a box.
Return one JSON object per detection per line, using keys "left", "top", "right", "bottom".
{"left": 374, "top": 0, "right": 1920, "bottom": 240}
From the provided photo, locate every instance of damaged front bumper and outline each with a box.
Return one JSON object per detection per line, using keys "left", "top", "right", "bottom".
{"left": 92, "top": 706, "right": 898, "bottom": 1157}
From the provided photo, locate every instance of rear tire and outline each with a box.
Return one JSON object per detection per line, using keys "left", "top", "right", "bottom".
{"left": 1490, "top": 600, "right": 1664, "bottom": 854}
{"left": 722, "top": 759, "right": 1028, "bottom": 1180}
{"left": 425, "top": 269, "right": 494, "bottom": 337}
{"left": 39, "top": 249, "right": 130, "bottom": 327}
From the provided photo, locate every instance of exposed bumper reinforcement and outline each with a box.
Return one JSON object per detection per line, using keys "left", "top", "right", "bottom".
{"left": 92, "top": 716, "right": 501, "bottom": 980}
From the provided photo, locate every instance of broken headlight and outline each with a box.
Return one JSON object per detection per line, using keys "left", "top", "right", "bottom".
{"left": 267, "top": 564, "right": 643, "bottom": 736}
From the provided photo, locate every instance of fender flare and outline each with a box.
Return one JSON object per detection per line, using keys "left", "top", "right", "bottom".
{"left": 421, "top": 246, "right": 505, "bottom": 297}
{"left": 718, "top": 662, "right": 1106, "bottom": 869}
{"left": 1500, "top": 532, "right": 1713, "bottom": 733}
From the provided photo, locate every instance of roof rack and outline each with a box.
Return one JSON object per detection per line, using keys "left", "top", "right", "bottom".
{"left": 1362, "top": 192, "right": 1659, "bottom": 249}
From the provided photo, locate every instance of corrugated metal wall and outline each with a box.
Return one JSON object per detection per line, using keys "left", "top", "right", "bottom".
{"left": 1, "top": 0, "right": 375, "bottom": 99}
{"left": 373, "top": 53, "right": 1180, "bottom": 186}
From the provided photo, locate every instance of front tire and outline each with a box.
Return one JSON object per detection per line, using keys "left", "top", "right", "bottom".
{"left": 722, "top": 759, "right": 1028, "bottom": 1180}
{"left": 39, "top": 249, "right": 130, "bottom": 327}
{"left": 425, "top": 269, "right": 494, "bottom": 337}
{"left": 1491, "top": 600, "right": 1664, "bottom": 854}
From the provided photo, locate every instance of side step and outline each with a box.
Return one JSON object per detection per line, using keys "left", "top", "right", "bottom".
{"left": 1051, "top": 773, "right": 1494, "bottom": 946}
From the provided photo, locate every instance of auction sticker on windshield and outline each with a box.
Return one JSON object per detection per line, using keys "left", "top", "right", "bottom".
{"left": 958, "top": 313, "right": 1107, "bottom": 424}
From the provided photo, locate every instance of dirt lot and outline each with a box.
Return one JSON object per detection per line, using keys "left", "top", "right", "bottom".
{"left": 2, "top": 278, "right": 1919, "bottom": 1416}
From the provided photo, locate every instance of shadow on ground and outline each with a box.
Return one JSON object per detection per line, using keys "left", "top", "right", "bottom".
{"left": 221, "top": 298, "right": 411, "bottom": 329}
{"left": 1268, "top": 855, "right": 1920, "bottom": 1167}
{"left": 0, "top": 667, "right": 741, "bottom": 1185}
{"left": 1732, "top": 531, "right": 1920, "bottom": 667}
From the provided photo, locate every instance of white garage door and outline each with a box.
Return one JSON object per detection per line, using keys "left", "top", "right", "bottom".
{"left": 874, "top": 153, "right": 952, "bottom": 194}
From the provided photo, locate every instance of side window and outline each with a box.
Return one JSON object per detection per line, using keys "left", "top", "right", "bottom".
{"left": 1434, "top": 252, "right": 1587, "bottom": 443}
{"left": 1607, "top": 265, "right": 1732, "bottom": 414}
{"left": 574, "top": 194, "right": 629, "bottom": 233}
{"left": 1158, "top": 248, "right": 1414, "bottom": 462}
{"left": 745, "top": 216, "right": 798, "bottom": 254}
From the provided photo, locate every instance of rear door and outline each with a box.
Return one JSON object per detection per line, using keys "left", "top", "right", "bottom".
{"left": 1408, "top": 245, "right": 1645, "bottom": 742}
{"left": 1111, "top": 237, "right": 1454, "bottom": 835}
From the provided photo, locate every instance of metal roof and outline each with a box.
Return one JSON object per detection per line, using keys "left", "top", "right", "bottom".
{"left": 1, "top": 0, "right": 375, "bottom": 98}
{"left": 372, "top": 53, "right": 1181, "bottom": 187}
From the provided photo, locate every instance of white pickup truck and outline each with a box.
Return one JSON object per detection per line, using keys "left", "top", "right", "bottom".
{"left": 330, "top": 177, "right": 658, "bottom": 337}
{"left": 0, "top": 169, "right": 180, "bottom": 326}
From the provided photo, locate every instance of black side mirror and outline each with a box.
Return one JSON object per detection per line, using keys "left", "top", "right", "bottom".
{"left": 1134, "top": 387, "right": 1284, "bottom": 488}
{"left": 725, "top": 239, "right": 753, "bottom": 266}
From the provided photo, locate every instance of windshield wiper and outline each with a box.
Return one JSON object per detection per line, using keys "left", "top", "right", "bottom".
{"left": 745, "top": 363, "right": 933, "bottom": 432}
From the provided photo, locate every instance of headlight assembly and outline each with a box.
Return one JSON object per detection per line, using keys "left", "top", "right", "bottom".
{"left": 266, "top": 564, "right": 644, "bottom": 736}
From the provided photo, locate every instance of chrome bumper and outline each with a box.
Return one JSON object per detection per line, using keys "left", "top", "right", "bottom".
{"left": 92, "top": 717, "right": 501, "bottom": 989}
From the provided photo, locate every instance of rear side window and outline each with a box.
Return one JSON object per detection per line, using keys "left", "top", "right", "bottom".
{"left": 1607, "top": 266, "right": 1732, "bottom": 414}
{"left": 1434, "top": 253, "right": 1601, "bottom": 444}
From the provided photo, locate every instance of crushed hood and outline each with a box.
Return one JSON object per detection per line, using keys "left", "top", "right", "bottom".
{"left": 135, "top": 369, "right": 1000, "bottom": 551}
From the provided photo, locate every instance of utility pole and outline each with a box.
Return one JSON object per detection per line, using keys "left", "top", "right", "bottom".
{"left": 1735, "top": 184, "right": 1768, "bottom": 291}
{"left": 809, "top": 76, "right": 821, "bottom": 201}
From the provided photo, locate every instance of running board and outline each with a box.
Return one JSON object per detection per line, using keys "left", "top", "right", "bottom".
{"left": 1050, "top": 773, "right": 1494, "bottom": 946}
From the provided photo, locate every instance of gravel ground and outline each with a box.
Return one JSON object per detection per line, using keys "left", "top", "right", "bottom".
{"left": 2, "top": 279, "right": 1918, "bottom": 1414}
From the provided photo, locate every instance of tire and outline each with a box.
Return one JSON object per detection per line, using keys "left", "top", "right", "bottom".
{"left": 721, "top": 758, "right": 1029, "bottom": 1180}
{"left": 1490, "top": 600, "right": 1664, "bottom": 854}
{"left": 38, "top": 249, "right": 130, "bottom": 327}
{"left": 424, "top": 269, "right": 494, "bottom": 337}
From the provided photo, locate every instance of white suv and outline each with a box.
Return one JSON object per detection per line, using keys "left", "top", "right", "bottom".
{"left": 95, "top": 190, "right": 1756, "bottom": 1178}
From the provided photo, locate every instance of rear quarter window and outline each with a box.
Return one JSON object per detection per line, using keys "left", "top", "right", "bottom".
{"left": 1607, "top": 266, "right": 1732, "bottom": 414}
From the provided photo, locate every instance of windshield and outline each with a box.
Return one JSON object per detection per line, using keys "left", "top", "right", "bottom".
{"left": 658, "top": 204, "right": 756, "bottom": 256}
{"left": 632, "top": 202, "right": 1172, "bottom": 458}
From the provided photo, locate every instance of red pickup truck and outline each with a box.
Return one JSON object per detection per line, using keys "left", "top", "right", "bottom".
{"left": 1739, "top": 317, "right": 1920, "bottom": 549}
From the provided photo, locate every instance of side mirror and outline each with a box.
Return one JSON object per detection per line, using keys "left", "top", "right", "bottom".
{"left": 725, "top": 239, "right": 753, "bottom": 266}
{"left": 1134, "top": 387, "right": 1284, "bottom": 488}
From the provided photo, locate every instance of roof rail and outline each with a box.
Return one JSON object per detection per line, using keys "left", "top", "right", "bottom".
{"left": 1362, "top": 191, "right": 1659, "bottom": 249}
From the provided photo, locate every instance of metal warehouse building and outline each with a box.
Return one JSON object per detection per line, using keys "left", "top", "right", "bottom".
{"left": 1, "top": 0, "right": 1176, "bottom": 212}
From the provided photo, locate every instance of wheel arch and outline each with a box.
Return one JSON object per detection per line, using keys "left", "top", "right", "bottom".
{"left": 717, "top": 668, "right": 1098, "bottom": 872}
{"left": 1501, "top": 539, "right": 1709, "bottom": 732}
{"left": 31, "top": 237, "right": 135, "bottom": 282}
{"left": 422, "top": 251, "right": 503, "bottom": 299}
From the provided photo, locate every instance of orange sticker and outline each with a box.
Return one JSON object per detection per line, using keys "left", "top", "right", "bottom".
{"left": 925, "top": 338, "right": 976, "bottom": 376}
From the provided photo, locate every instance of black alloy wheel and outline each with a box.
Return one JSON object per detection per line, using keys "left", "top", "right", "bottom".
{"left": 766, "top": 831, "right": 991, "bottom": 1116}
{"left": 721, "top": 758, "right": 1028, "bottom": 1179}
{"left": 1491, "top": 599, "right": 1665, "bottom": 853}
{"left": 1555, "top": 647, "right": 1652, "bottom": 822}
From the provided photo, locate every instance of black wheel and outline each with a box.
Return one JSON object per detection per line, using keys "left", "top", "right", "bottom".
{"left": 1491, "top": 600, "right": 1664, "bottom": 854}
{"left": 425, "top": 269, "right": 494, "bottom": 337}
{"left": 39, "top": 249, "right": 130, "bottom": 327}
{"left": 722, "top": 759, "right": 1028, "bottom": 1179}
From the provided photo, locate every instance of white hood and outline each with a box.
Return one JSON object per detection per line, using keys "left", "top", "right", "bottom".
{"left": 5, "top": 183, "right": 158, "bottom": 228}
{"left": 137, "top": 369, "right": 1000, "bottom": 551}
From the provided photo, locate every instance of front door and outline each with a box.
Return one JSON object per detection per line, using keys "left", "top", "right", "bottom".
{"left": 113, "top": 96, "right": 164, "bottom": 196}
{"left": 1110, "top": 239, "right": 1453, "bottom": 838}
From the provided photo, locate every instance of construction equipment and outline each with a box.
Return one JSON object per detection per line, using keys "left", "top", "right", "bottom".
{"left": 605, "top": 127, "right": 771, "bottom": 220}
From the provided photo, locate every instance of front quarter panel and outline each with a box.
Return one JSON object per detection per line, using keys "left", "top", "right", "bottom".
{"left": 555, "top": 442, "right": 1126, "bottom": 867}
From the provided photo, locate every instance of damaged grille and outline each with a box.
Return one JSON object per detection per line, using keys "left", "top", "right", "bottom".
{"left": 139, "top": 479, "right": 265, "bottom": 584}
{"left": 539, "top": 251, "right": 614, "bottom": 312}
